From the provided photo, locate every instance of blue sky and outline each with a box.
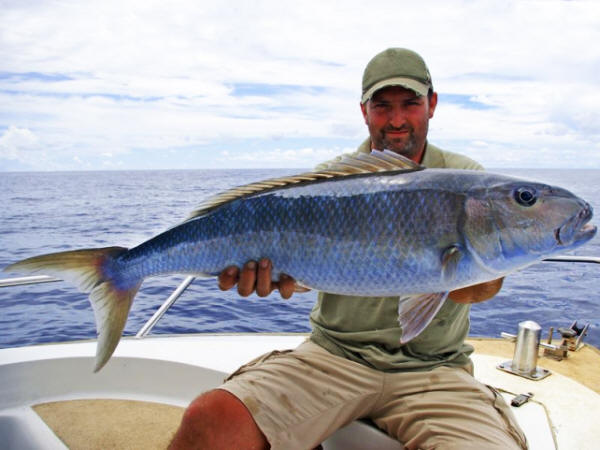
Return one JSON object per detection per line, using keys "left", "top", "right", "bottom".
{"left": 1, "top": 0, "right": 599, "bottom": 171}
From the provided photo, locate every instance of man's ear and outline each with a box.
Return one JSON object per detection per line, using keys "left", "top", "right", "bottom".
{"left": 428, "top": 92, "right": 438, "bottom": 119}
{"left": 360, "top": 101, "right": 368, "bottom": 124}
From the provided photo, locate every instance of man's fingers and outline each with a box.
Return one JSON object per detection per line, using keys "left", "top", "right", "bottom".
{"left": 277, "top": 274, "right": 296, "bottom": 300}
{"left": 256, "top": 258, "right": 274, "bottom": 297}
{"left": 218, "top": 259, "right": 308, "bottom": 300}
{"left": 218, "top": 266, "right": 239, "bottom": 291}
{"left": 237, "top": 261, "right": 257, "bottom": 297}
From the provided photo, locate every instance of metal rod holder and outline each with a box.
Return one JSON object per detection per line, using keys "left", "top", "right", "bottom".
{"left": 498, "top": 320, "right": 551, "bottom": 380}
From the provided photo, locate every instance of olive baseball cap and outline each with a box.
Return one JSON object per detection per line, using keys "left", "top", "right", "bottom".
{"left": 361, "top": 48, "right": 432, "bottom": 103}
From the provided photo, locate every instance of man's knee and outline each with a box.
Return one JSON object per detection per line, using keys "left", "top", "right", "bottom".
{"left": 170, "top": 389, "right": 269, "bottom": 449}
{"left": 183, "top": 389, "right": 235, "bottom": 422}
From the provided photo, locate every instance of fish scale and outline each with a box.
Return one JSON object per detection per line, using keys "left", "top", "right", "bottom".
{"left": 113, "top": 173, "right": 474, "bottom": 295}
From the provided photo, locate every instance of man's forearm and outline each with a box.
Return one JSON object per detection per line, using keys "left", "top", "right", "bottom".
{"left": 448, "top": 278, "right": 504, "bottom": 304}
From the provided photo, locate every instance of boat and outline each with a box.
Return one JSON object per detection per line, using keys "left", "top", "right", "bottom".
{"left": 0, "top": 256, "right": 599, "bottom": 449}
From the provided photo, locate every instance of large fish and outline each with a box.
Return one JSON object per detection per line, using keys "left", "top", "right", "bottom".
{"left": 4, "top": 151, "right": 596, "bottom": 371}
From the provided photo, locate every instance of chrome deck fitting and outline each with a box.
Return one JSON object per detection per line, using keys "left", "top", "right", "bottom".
{"left": 498, "top": 320, "right": 551, "bottom": 381}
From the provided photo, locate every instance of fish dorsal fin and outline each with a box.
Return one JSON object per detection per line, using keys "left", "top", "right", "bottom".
{"left": 186, "top": 149, "right": 422, "bottom": 219}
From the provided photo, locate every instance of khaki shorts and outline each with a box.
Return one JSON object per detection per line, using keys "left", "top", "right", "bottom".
{"left": 221, "top": 340, "right": 527, "bottom": 450}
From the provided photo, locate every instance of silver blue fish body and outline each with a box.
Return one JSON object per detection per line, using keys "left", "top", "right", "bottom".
{"left": 5, "top": 165, "right": 596, "bottom": 371}
{"left": 114, "top": 168, "right": 595, "bottom": 296}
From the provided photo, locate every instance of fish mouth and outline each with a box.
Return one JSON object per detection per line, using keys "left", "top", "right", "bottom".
{"left": 555, "top": 204, "right": 597, "bottom": 247}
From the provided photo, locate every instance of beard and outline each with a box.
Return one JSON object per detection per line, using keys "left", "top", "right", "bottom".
{"left": 374, "top": 125, "right": 423, "bottom": 159}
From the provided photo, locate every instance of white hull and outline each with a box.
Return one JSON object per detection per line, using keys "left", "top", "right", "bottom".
{"left": 1, "top": 333, "right": 598, "bottom": 449}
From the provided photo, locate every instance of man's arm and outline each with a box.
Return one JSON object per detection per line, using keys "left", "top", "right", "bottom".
{"left": 448, "top": 278, "right": 504, "bottom": 304}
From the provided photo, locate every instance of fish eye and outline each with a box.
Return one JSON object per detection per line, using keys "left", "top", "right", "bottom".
{"left": 514, "top": 187, "right": 537, "bottom": 207}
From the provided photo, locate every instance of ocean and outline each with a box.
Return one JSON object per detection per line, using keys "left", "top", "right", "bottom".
{"left": 1, "top": 168, "right": 599, "bottom": 349}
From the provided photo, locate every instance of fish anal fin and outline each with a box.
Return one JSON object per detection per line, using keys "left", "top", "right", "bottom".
{"left": 398, "top": 292, "right": 448, "bottom": 344}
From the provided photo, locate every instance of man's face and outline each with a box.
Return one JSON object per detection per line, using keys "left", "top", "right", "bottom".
{"left": 361, "top": 86, "right": 437, "bottom": 162}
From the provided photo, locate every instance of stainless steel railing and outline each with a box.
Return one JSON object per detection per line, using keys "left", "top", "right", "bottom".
{"left": 1, "top": 256, "right": 599, "bottom": 338}
{"left": 0, "top": 275, "right": 61, "bottom": 288}
{"left": 135, "top": 275, "right": 196, "bottom": 338}
{"left": 0, "top": 272, "right": 197, "bottom": 338}
{"left": 542, "top": 256, "right": 600, "bottom": 264}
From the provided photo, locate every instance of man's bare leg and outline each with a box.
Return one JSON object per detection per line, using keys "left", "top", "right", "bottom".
{"left": 169, "top": 389, "right": 269, "bottom": 450}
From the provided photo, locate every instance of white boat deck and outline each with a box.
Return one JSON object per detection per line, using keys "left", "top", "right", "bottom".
{"left": 1, "top": 334, "right": 598, "bottom": 449}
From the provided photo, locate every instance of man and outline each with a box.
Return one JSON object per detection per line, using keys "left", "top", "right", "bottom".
{"left": 170, "top": 48, "right": 527, "bottom": 449}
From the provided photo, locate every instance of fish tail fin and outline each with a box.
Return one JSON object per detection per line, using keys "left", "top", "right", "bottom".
{"left": 398, "top": 292, "right": 449, "bottom": 344}
{"left": 4, "top": 247, "right": 139, "bottom": 372}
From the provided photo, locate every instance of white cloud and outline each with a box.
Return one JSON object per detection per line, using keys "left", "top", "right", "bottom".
{"left": 1, "top": 0, "right": 600, "bottom": 170}
{"left": 0, "top": 125, "right": 40, "bottom": 159}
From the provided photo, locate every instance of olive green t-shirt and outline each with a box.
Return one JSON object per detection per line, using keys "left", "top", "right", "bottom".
{"left": 309, "top": 140, "right": 484, "bottom": 372}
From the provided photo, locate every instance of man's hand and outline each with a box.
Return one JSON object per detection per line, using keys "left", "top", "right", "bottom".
{"left": 448, "top": 278, "right": 504, "bottom": 304}
{"left": 218, "top": 258, "right": 307, "bottom": 300}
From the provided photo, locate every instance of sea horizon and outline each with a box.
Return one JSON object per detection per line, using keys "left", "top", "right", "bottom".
{"left": 2, "top": 167, "right": 600, "bottom": 174}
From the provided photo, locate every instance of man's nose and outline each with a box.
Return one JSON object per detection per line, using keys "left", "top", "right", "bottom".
{"left": 388, "top": 106, "right": 406, "bottom": 127}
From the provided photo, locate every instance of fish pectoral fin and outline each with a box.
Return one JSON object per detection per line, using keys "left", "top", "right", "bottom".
{"left": 441, "top": 245, "right": 463, "bottom": 283}
{"left": 398, "top": 292, "right": 449, "bottom": 344}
